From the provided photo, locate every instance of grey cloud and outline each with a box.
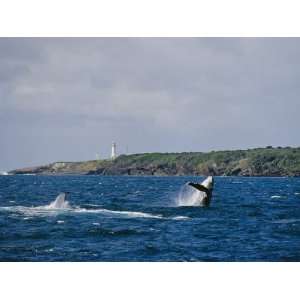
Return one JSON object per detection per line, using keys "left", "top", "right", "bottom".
{"left": 0, "top": 38, "right": 299, "bottom": 170}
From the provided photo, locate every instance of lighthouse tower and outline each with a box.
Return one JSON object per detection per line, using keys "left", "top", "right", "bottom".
{"left": 111, "top": 142, "right": 117, "bottom": 160}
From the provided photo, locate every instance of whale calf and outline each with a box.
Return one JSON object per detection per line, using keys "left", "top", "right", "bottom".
{"left": 188, "top": 176, "right": 214, "bottom": 206}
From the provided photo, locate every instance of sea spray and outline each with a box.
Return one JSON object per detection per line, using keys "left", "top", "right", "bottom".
{"left": 46, "top": 193, "right": 71, "bottom": 209}
{"left": 176, "top": 184, "right": 206, "bottom": 206}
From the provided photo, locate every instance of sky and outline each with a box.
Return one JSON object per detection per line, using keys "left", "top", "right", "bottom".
{"left": 1, "top": 38, "right": 300, "bottom": 170}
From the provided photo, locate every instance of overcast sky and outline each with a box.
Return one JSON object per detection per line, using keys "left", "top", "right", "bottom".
{"left": 1, "top": 38, "right": 300, "bottom": 170}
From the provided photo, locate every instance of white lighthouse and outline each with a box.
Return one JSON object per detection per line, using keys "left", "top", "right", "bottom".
{"left": 111, "top": 142, "right": 117, "bottom": 160}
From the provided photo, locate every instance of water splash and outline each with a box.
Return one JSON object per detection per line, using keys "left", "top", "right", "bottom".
{"left": 0, "top": 193, "right": 188, "bottom": 220}
{"left": 175, "top": 184, "right": 206, "bottom": 206}
{"left": 45, "top": 193, "right": 71, "bottom": 209}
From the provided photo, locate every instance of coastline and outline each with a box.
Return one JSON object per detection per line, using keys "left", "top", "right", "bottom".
{"left": 8, "top": 147, "right": 300, "bottom": 177}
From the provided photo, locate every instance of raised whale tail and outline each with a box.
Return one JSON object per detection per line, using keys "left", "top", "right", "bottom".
{"left": 188, "top": 182, "right": 210, "bottom": 193}
{"left": 188, "top": 176, "right": 214, "bottom": 192}
{"left": 187, "top": 176, "right": 214, "bottom": 206}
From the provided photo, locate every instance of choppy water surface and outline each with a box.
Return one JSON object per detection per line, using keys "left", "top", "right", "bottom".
{"left": 0, "top": 175, "right": 300, "bottom": 261}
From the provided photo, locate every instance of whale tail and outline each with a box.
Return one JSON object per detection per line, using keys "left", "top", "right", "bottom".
{"left": 188, "top": 182, "right": 210, "bottom": 194}
{"left": 188, "top": 176, "right": 214, "bottom": 192}
{"left": 187, "top": 176, "right": 214, "bottom": 206}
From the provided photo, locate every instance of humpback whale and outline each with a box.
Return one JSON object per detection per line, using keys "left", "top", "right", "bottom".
{"left": 188, "top": 176, "right": 214, "bottom": 206}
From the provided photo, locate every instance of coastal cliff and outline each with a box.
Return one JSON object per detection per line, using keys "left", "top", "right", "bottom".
{"left": 9, "top": 147, "right": 300, "bottom": 177}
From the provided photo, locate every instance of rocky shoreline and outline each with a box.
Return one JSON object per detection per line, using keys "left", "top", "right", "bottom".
{"left": 8, "top": 147, "right": 300, "bottom": 177}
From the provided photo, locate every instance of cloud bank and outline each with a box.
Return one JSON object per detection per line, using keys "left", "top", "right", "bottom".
{"left": 1, "top": 38, "right": 299, "bottom": 170}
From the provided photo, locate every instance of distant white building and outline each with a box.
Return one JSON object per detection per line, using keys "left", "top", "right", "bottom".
{"left": 111, "top": 142, "right": 117, "bottom": 160}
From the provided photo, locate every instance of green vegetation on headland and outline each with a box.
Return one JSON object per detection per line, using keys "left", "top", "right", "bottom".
{"left": 9, "top": 147, "right": 300, "bottom": 177}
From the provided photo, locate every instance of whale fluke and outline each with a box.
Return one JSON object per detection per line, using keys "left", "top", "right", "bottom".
{"left": 188, "top": 183, "right": 209, "bottom": 193}
{"left": 188, "top": 176, "right": 214, "bottom": 206}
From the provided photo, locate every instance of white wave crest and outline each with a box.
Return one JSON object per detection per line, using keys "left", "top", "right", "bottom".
{"left": 171, "top": 216, "right": 189, "bottom": 220}
{"left": 0, "top": 191, "right": 191, "bottom": 221}
{"left": 0, "top": 204, "right": 191, "bottom": 221}
{"left": 0, "top": 205, "right": 71, "bottom": 217}
{"left": 73, "top": 207, "right": 163, "bottom": 219}
{"left": 0, "top": 204, "right": 163, "bottom": 219}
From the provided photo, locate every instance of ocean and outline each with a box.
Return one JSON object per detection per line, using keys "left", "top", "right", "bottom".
{"left": 0, "top": 175, "right": 300, "bottom": 261}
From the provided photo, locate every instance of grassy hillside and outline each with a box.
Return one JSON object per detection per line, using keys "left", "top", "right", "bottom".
{"left": 9, "top": 147, "right": 300, "bottom": 176}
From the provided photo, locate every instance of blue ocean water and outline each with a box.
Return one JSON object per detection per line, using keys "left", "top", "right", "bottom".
{"left": 0, "top": 175, "right": 300, "bottom": 261}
